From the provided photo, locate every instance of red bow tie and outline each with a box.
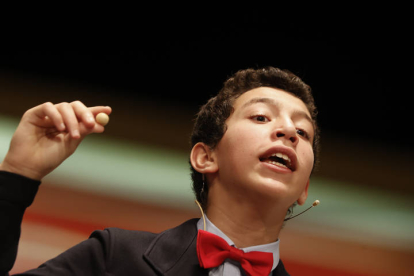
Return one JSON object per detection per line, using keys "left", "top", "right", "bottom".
{"left": 196, "top": 230, "right": 273, "bottom": 276}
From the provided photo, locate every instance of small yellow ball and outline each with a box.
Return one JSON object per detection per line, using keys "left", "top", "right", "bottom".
{"left": 96, "top": 113, "right": 109, "bottom": 126}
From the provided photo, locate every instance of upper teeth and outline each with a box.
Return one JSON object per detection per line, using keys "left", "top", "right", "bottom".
{"left": 271, "top": 153, "right": 291, "bottom": 163}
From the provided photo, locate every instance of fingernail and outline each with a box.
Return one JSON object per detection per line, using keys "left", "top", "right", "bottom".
{"left": 59, "top": 123, "right": 66, "bottom": 131}
{"left": 87, "top": 114, "right": 94, "bottom": 123}
{"left": 72, "top": 129, "right": 80, "bottom": 138}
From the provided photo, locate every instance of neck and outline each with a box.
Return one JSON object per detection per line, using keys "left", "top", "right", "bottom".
{"left": 205, "top": 185, "right": 287, "bottom": 248}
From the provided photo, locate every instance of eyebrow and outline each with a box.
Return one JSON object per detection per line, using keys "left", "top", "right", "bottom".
{"left": 241, "top": 97, "right": 314, "bottom": 128}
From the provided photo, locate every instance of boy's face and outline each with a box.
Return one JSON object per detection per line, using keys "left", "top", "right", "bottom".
{"left": 211, "top": 87, "right": 315, "bottom": 207}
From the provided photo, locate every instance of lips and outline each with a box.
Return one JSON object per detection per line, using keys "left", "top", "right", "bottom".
{"left": 259, "top": 147, "right": 297, "bottom": 171}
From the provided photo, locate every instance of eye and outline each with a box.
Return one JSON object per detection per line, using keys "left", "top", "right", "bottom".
{"left": 251, "top": 115, "right": 270, "bottom": 122}
{"left": 296, "top": 128, "right": 309, "bottom": 139}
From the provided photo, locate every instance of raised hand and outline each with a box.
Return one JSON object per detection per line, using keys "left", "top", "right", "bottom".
{"left": 0, "top": 101, "right": 112, "bottom": 180}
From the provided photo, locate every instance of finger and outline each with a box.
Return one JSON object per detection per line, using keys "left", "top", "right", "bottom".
{"left": 56, "top": 102, "right": 81, "bottom": 139}
{"left": 91, "top": 106, "right": 112, "bottom": 133}
{"left": 70, "top": 101, "right": 95, "bottom": 129}
{"left": 74, "top": 105, "right": 112, "bottom": 136}
{"left": 30, "top": 102, "right": 66, "bottom": 131}
{"left": 89, "top": 106, "right": 112, "bottom": 116}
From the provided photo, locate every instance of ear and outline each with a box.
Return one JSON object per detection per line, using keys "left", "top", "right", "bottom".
{"left": 297, "top": 179, "right": 310, "bottom": 206}
{"left": 190, "top": 142, "right": 218, "bottom": 174}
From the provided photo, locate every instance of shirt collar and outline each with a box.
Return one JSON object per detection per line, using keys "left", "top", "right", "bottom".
{"left": 197, "top": 216, "right": 280, "bottom": 270}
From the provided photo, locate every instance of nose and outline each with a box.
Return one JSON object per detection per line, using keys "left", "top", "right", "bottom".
{"left": 273, "top": 119, "right": 298, "bottom": 145}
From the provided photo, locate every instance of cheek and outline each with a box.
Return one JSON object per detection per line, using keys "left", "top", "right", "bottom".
{"left": 219, "top": 128, "right": 259, "bottom": 164}
{"left": 298, "top": 146, "right": 314, "bottom": 174}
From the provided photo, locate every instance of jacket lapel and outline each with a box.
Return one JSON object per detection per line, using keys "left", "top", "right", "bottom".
{"left": 143, "top": 218, "right": 208, "bottom": 276}
{"left": 272, "top": 259, "right": 290, "bottom": 276}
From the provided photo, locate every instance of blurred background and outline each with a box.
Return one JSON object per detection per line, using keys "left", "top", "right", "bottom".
{"left": 0, "top": 11, "right": 413, "bottom": 276}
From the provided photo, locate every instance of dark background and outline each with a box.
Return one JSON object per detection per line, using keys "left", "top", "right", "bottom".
{"left": 0, "top": 13, "right": 411, "bottom": 151}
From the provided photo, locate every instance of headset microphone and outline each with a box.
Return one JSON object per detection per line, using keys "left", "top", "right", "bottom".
{"left": 284, "top": 200, "right": 320, "bottom": 221}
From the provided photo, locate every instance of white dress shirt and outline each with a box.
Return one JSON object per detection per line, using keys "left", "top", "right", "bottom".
{"left": 197, "top": 216, "right": 280, "bottom": 276}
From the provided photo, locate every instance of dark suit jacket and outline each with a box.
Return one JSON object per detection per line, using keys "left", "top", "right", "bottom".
{"left": 0, "top": 171, "right": 290, "bottom": 276}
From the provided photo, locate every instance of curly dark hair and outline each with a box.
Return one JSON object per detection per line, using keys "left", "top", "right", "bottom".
{"left": 190, "top": 66, "right": 320, "bottom": 210}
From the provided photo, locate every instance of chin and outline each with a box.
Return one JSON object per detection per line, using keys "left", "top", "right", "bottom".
{"left": 262, "top": 178, "right": 305, "bottom": 203}
{"left": 253, "top": 178, "right": 290, "bottom": 197}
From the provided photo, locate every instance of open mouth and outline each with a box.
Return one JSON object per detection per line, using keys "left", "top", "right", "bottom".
{"left": 260, "top": 152, "right": 294, "bottom": 171}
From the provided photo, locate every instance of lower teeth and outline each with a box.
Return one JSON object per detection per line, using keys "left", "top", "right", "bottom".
{"left": 267, "top": 160, "right": 287, "bottom": 168}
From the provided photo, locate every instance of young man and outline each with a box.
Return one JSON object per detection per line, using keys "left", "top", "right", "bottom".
{"left": 0, "top": 67, "right": 319, "bottom": 276}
